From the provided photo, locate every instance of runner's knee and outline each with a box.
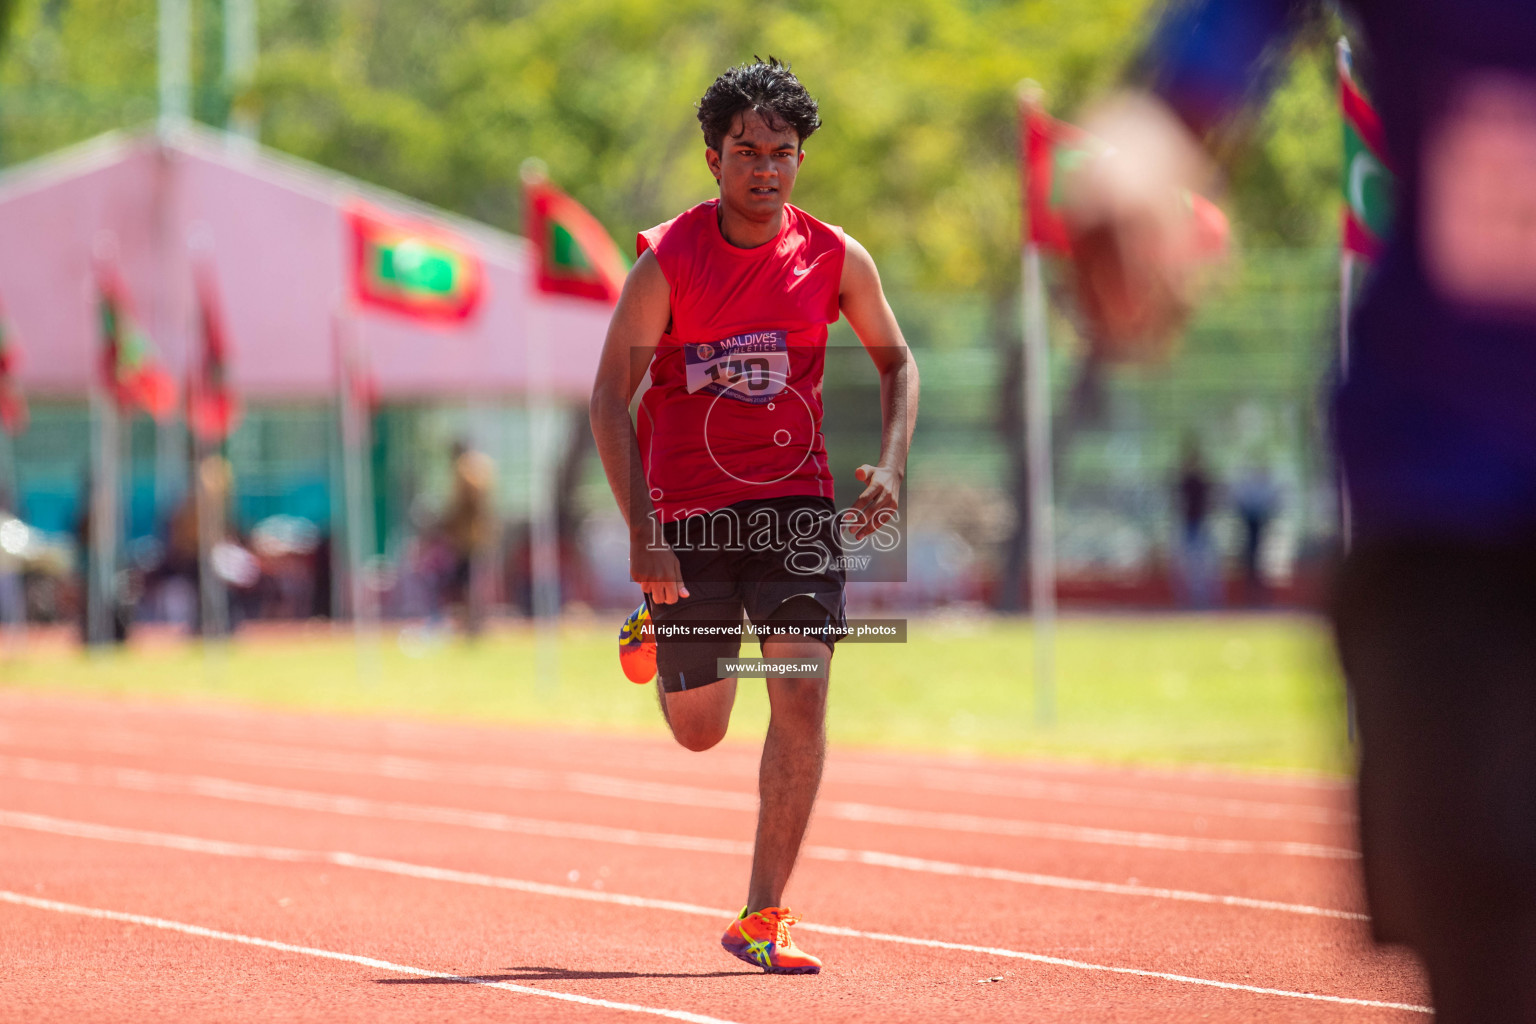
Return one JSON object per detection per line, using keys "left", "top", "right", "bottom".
{"left": 672, "top": 721, "right": 728, "bottom": 752}
{"left": 765, "top": 672, "right": 828, "bottom": 728}
{"left": 662, "top": 677, "right": 736, "bottom": 751}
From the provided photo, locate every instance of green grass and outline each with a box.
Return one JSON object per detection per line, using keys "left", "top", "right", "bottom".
{"left": 0, "top": 614, "right": 1352, "bottom": 776}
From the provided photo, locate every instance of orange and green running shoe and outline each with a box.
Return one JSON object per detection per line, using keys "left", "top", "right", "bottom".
{"left": 617, "top": 602, "right": 656, "bottom": 684}
{"left": 721, "top": 906, "right": 822, "bottom": 974}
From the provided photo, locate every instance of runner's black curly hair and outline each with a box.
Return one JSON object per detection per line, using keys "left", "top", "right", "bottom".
{"left": 697, "top": 57, "right": 821, "bottom": 151}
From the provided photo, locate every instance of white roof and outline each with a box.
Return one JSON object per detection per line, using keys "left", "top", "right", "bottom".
{"left": 0, "top": 124, "right": 612, "bottom": 400}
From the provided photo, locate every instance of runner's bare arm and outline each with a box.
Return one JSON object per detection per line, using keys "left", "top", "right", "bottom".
{"left": 589, "top": 249, "right": 689, "bottom": 603}
{"left": 839, "top": 235, "right": 920, "bottom": 540}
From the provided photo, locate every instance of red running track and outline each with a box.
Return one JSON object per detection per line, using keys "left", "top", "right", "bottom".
{"left": 0, "top": 692, "right": 1428, "bottom": 1023}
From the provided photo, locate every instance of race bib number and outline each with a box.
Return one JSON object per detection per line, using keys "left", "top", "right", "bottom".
{"left": 684, "top": 330, "right": 790, "bottom": 405}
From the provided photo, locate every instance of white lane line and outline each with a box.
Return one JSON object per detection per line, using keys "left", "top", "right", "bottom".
{"left": 799, "top": 922, "right": 1429, "bottom": 1014}
{"left": 830, "top": 762, "right": 1354, "bottom": 826}
{"left": 0, "top": 890, "right": 742, "bottom": 1024}
{"left": 818, "top": 801, "right": 1353, "bottom": 858}
{"left": 0, "top": 809, "right": 1367, "bottom": 930}
{"left": 0, "top": 725, "right": 1352, "bottom": 825}
{"left": 0, "top": 756, "right": 751, "bottom": 854}
{"left": 0, "top": 751, "right": 1355, "bottom": 859}
{"left": 0, "top": 759, "right": 1366, "bottom": 916}
{"left": 0, "top": 817, "right": 1421, "bottom": 1014}
{"left": 812, "top": 847, "right": 1367, "bottom": 921}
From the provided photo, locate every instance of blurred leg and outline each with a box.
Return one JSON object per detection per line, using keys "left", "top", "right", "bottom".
{"left": 1335, "top": 542, "right": 1536, "bottom": 1023}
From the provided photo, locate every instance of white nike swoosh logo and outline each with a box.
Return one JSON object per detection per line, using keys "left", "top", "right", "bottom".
{"left": 793, "top": 266, "right": 811, "bottom": 277}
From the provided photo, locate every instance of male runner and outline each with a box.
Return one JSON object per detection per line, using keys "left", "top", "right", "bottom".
{"left": 1064, "top": 4, "right": 1536, "bottom": 1019}
{"left": 589, "top": 57, "right": 919, "bottom": 974}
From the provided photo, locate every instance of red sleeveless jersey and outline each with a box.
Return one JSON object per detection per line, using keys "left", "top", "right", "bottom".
{"left": 636, "top": 200, "right": 845, "bottom": 522}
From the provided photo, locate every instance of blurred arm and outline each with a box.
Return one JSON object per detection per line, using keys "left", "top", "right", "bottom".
{"left": 838, "top": 235, "right": 920, "bottom": 539}
{"left": 1135, "top": 0, "right": 1314, "bottom": 142}
{"left": 1066, "top": 0, "right": 1316, "bottom": 355}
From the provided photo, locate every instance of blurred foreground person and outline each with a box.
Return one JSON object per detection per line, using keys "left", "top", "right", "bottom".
{"left": 1067, "top": 3, "right": 1536, "bottom": 1018}
{"left": 591, "top": 59, "right": 918, "bottom": 973}
{"left": 441, "top": 440, "right": 494, "bottom": 636}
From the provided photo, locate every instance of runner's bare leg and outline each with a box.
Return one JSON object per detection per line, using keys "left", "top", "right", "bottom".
{"left": 746, "top": 638, "right": 830, "bottom": 912}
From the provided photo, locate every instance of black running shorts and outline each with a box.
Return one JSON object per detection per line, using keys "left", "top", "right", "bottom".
{"left": 644, "top": 495, "right": 847, "bottom": 693}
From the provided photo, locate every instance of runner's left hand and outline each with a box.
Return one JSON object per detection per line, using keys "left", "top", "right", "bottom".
{"left": 848, "top": 464, "right": 901, "bottom": 540}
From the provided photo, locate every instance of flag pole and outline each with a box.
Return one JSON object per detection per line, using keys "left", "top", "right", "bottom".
{"left": 0, "top": 300, "right": 25, "bottom": 649}
{"left": 0, "top": 426, "right": 23, "bottom": 651}
{"left": 328, "top": 311, "right": 347, "bottom": 625}
{"left": 1023, "top": 242, "right": 1057, "bottom": 728}
{"left": 188, "top": 240, "right": 228, "bottom": 644}
{"left": 1337, "top": 37, "right": 1360, "bottom": 743}
{"left": 1019, "top": 82, "right": 1057, "bottom": 728}
{"left": 118, "top": 383, "right": 134, "bottom": 640}
{"left": 222, "top": 0, "right": 259, "bottom": 145}
{"left": 89, "top": 382, "right": 121, "bottom": 647}
{"left": 1339, "top": 245, "right": 1354, "bottom": 546}
{"left": 192, "top": 431, "right": 228, "bottom": 641}
{"left": 526, "top": 352, "right": 562, "bottom": 688}
{"left": 87, "top": 249, "right": 121, "bottom": 648}
{"left": 86, "top": 387, "right": 106, "bottom": 645}
{"left": 336, "top": 308, "right": 380, "bottom": 678}
{"left": 157, "top": 0, "right": 192, "bottom": 131}
{"left": 521, "top": 160, "right": 561, "bottom": 689}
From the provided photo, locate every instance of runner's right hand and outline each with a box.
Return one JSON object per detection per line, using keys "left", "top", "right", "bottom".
{"left": 630, "top": 535, "right": 689, "bottom": 604}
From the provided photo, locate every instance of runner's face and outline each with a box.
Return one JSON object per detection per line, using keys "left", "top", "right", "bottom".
{"left": 707, "top": 109, "right": 804, "bottom": 223}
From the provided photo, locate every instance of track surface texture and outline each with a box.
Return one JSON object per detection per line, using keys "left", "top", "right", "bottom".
{"left": 0, "top": 692, "right": 1428, "bottom": 1022}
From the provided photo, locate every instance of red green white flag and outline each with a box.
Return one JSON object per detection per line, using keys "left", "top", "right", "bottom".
{"left": 188, "top": 263, "right": 241, "bottom": 444}
{"left": 1339, "top": 46, "right": 1395, "bottom": 260}
{"left": 1024, "top": 108, "right": 1099, "bottom": 254}
{"left": 1022, "top": 106, "right": 1228, "bottom": 259}
{"left": 524, "top": 179, "right": 628, "bottom": 304}
{"left": 96, "top": 266, "right": 176, "bottom": 420}
{"left": 0, "top": 299, "right": 28, "bottom": 436}
{"left": 349, "top": 204, "right": 485, "bottom": 324}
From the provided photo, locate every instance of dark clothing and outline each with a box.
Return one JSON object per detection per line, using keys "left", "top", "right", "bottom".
{"left": 1238, "top": 513, "right": 1266, "bottom": 599}
{"left": 1333, "top": 542, "right": 1536, "bottom": 1020}
{"left": 1144, "top": 3, "right": 1536, "bottom": 1013}
{"left": 1176, "top": 468, "right": 1212, "bottom": 537}
{"left": 645, "top": 495, "right": 847, "bottom": 693}
{"left": 1147, "top": 0, "right": 1536, "bottom": 541}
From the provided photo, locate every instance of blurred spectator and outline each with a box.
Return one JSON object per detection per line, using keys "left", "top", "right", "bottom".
{"left": 1231, "top": 460, "right": 1281, "bottom": 606}
{"left": 0, "top": 486, "right": 25, "bottom": 638}
{"left": 250, "top": 514, "right": 323, "bottom": 619}
{"left": 161, "top": 454, "right": 239, "bottom": 636}
{"left": 1172, "top": 436, "right": 1219, "bottom": 609}
{"left": 440, "top": 439, "right": 494, "bottom": 635}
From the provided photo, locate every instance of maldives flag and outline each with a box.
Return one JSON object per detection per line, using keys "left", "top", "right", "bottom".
{"left": 0, "top": 301, "right": 27, "bottom": 435}
{"left": 1023, "top": 106, "right": 1228, "bottom": 259}
{"left": 524, "top": 179, "right": 628, "bottom": 304}
{"left": 1024, "top": 108, "right": 1098, "bottom": 254}
{"left": 349, "top": 204, "right": 485, "bottom": 323}
{"left": 188, "top": 263, "right": 241, "bottom": 443}
{"left": 1339, "top": 47, "right": 1395, "bottom": 260}
{"left": 97, "top": 267, "right": 177, "bottom": 420}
